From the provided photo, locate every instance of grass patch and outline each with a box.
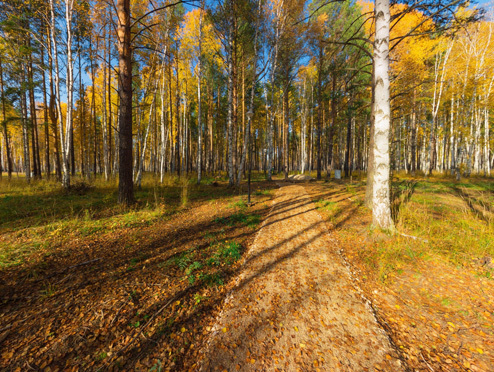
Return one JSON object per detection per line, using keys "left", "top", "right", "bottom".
{"left": 0, "top": 173, "right": 253, "bottom": 269}
{"left": 214, "top": 212, "right": 261, "bottom": 229}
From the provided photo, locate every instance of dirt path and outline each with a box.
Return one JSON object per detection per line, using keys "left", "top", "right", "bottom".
{"left": 197, "top": 183, "right": 403, "bottom": 371}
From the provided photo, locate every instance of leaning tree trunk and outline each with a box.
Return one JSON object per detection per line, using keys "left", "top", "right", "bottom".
{"left": 117, "top": 0, "right": 134, "bottom": 204}
{"left": 371, "top": 0, "right": 394, "bottom": 230}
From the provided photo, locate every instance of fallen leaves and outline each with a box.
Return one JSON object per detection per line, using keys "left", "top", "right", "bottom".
{"left": 0, "top": 183, "right": 275, "bottom": 371}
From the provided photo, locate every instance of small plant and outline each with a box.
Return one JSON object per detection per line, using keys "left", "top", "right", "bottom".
{"left": 207, "top": 241, "right": 242, "bottom": 266}
{"left": 174, "top": 252, "right": 192, "bottom": 270}
{"left": 199, "top": 272, "right": 224, "bottom": 287}
{"left": 254, "top": 189, "right": 271, "bottom": 196}
{"left": 194, "top": 293, "right": 207, "bottom": 304}
{"left": 41, "top": 282, "right": 56, "bottom": 297}
{"left": 149, "top": 360, "right": 163, "bottom": 372}
{"left": 185, "top": 261, "right": 203, "bottom": 284}
{"left": 214, "top": 212, "right": 260, "bottom": 229}
{"left": 96, "top": 351, "right": 107, "bottom": 361}
{"left": 130, "top": 320, "right": 141, "bottom": 328}
{"left": 230, "top": 200, "right": 247, "bottom": 210}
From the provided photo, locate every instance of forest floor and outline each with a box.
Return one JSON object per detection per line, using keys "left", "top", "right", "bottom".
{"left": 0, "top": 173, "right": 493, "bottom": 371}
{"left": 0, "top": 175, "right": 277, "bottom": 371}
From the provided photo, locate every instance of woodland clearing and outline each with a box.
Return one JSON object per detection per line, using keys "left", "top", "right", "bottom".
{"left": 0, "top": 173, "right": 493, "bottom": 371}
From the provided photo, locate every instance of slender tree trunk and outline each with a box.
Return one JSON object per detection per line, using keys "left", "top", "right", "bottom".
{"left": 316, "top": 45, "right": 323, "bottom": 180}
{"left": 410, "top": 89, "right": 417, "bottom": 175}
{"left": 283, "top": 80, "right": 289, "bottom": 181}
{"left": 20, "top": 69, "right": 31, "bottom": 182}
{"left": 227, "top": 12, "right": 235, "bottom": 186}
{"left": 0, "top": 58, "right": 12, "bottom": 179}
{"left": 485, "top": 108, "right": 491, "bottom": 175}
{"left": 345, "top": 97, "right": 352, "bottom": 178}
{"left": 328, "top": 70, "right": 337, "bottom": 176}
{"left": 301, "top": 79, "right": 307, "bottom": 174}
{"left": 41, "top": 46, "right": 50, "bottom": 178}
{"left": 197, "top": 8, "right": 203, "bottom": 184}
{"left": 108, "top": 30, "right": 113, "bottom": 176}
{"left": 238, "top": 0, "right": 261, "bottom": 184}
{"left": 27, "top": 44, "right": 40, "bottom": 179}
{"left": 135, "top": 85, "right": 157, "bottom": 187}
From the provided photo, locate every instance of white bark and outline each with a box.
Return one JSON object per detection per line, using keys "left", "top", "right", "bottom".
{"left": 135, "top": 87, "right": 157, "bottom": 187}
{"left": 301, "top": 79, "right": 308, "bottom": 174}
{"left": 63, "top": 0, "right": 75, "bottom": 188}
{"left": 49, "top": 0, "right": 66, "bottom": 186}
{"left": 371, "top": 0, "right": 393, "bottom": 230}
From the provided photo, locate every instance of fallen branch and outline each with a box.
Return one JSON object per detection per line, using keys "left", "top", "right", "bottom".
{"left": 420, "top": 351, "right": 434, "bottom": 372}
{"left": 66, "top": 258, "right": 102, "bottom": 271}
{"left": 399, "top": 232, "right": 428, "bottom": 243}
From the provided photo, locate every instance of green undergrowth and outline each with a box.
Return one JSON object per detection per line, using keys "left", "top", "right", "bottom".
{"left": 160, "top": 232, "right": 244, "bottom": 287}
{"left": 0, "top": 173, "right": 257, "bottom": 269}
{"left": 312, "top": 176, "right": 494, "bottom": 282}
{"left": 214, "top": 199, "right": 261, "bottom": 229}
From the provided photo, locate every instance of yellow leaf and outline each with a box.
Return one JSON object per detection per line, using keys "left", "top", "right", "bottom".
{"left": 222, "top": 327, "right": 227, "bottom": 333}
{"left": 300, "top": 343, "right": 306, "bottom": 348}
{"left": 477, "top": 348, "right": 484, "bottom": 354}
{"left": 294, "top": 326, "right": 299, "bottom": 332}
{"left": 181, "top": 327, "right": 186, "bottom": 333}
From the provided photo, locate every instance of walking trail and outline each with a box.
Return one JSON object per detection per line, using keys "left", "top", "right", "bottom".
{"left": 197, "top": 183, "right": 403, "bottom": 371}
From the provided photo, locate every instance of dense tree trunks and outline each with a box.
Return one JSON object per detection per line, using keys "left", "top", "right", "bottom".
{"left": 371, "top": 0, "right": 393, "bottom": 230}
{"left": 117, "top": 0, "right": 135, "bottom": 204}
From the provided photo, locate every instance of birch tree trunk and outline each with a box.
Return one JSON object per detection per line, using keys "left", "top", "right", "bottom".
{"left": 62, "top": 0, "right": 75, "bottom": 188}
{"left": 135, "top": 89, "right": 156, "bottom": 188}
{"left": 371, "top": 0, "right": 394, "bottom": 230}
{"left": 301, "top": 79, "right": 307, "bottom": 174}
